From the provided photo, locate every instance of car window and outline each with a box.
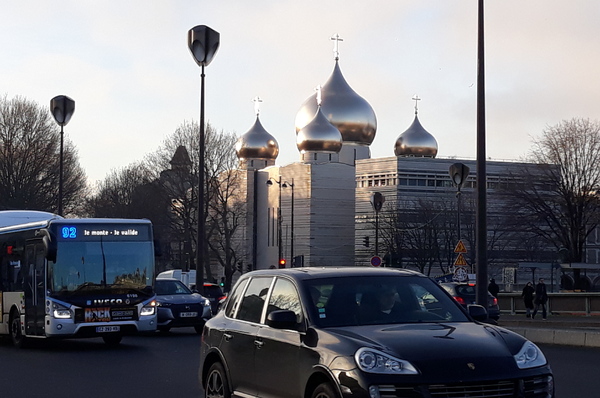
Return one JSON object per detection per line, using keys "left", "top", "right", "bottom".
{"left": 305, "top": 276, "right": 469, "bottom": 327}
{"left": 266, "top": 278, "right": 303, "bottom": 323}
{"left": 155, "top": 280, "right": 191, "bottom": 295}
{"left": 236, "top": 277, "right": 273, "bottom": 323}
{"left": 225, "top": 278, "right": 249, "bottom": 318}
{"left": 455, "top": 285, "right": 476, "bottom": 296}
{"left": 204, "top": 285, "right": 224, "bottom": 298}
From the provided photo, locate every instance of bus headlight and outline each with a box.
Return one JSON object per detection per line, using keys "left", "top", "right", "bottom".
{"left": 52, "top": 303, "right": 73, "bottom": 319}
{"left": 140, "top": 300, "right": 156, "bottom": 316}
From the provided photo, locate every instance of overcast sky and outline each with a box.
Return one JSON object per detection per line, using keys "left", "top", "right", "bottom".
{"left": 2, "top": 1, "right": 599, "bottom": 185}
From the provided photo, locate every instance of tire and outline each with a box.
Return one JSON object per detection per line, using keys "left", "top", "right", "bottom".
{"left": 311, "top": 382, "right": 339, "bottom": 398}
{"left": 194, "top": 323, "right": 205, "bottom": 334}
{"left": 158, "top": 326, "right": 171, "bottom": 333}
{"left": 102, "top": 335, "right": 123, "bottom": 346}
{"left": 10, "top": 310, "right": 27, "bottom": 349}
{"left": 205, "top": 362, "right": 231, "bottom": 398}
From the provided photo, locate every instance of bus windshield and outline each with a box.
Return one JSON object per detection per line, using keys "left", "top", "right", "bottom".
{"left": 50, "top": 240, "right": 154, "bottom": 294}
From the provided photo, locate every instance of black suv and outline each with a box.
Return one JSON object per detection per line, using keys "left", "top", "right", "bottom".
{"left": 199, "top": 267, "right": 552, "bottom": 398}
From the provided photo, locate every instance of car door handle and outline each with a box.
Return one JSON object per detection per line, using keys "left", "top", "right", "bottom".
{"left": 254, "top": 339, "right": 264, "bottom": 348}
{"left": 223, "top": 333, "right": 233, "bottom": 341}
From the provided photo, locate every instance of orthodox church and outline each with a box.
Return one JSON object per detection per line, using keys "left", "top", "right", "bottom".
{"left": 230, "top": 35, "right": 600, "bottom": 292}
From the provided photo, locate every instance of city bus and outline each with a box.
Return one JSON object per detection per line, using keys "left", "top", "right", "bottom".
{"left": 0, "top": 211, "right": 158, "bottom": 347}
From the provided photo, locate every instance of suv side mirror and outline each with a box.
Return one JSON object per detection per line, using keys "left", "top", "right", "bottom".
{"left": 467, "top": 304, "right": 488, "bottom": 322}
{"left": 266, "top": 310, "right": 298, "bottom": 330}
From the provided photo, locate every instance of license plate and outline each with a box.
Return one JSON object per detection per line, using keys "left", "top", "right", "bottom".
{"left": 180, "top": 312, "right": 198, "bottom": 318}
{"left": 96, "top": 326, "right": 120, "bottom": 333}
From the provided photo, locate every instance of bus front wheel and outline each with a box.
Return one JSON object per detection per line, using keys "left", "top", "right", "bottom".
{"left": 10, "top": 309, "right": 27, "bottom": 349}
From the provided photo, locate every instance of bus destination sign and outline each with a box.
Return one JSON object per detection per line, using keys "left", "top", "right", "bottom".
{"left": 54, "top": 223, "right": 151, "bottom": 241}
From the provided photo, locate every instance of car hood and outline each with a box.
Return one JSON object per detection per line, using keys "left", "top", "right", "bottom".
{"left": 156, "top": 293, "right": 206, "bottom": 304}
{"left": 325, "top": 322, "right": 528, "bottom": 380}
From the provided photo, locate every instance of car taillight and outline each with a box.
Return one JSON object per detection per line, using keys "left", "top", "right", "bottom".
{"left": 491, "top": 297, "right": 498, "bottom": 306}
{"left": 454, "top": 296, "right": 466, "bottom": 305}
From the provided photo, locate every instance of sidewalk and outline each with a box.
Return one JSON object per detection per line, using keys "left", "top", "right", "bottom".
{"left": 497, "top": 313, "right": 600, "bottom": 347}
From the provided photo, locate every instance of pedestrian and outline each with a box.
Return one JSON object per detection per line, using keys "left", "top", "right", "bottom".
{"left": 521, "top": 281, "right": 535, "bottom": 318}
{"left": 488, "top": 278, "right": 500, "bottom": 298}
{"left": 532, "top": 278, "right": 548, "bottom": 320}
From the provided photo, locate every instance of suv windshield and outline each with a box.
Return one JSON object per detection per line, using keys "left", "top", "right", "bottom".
{"left": 305, "top": 275, "right": 469, "bottom": 327}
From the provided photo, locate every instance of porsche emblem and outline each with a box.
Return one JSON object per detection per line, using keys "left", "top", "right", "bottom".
{"left": 467, "top": 363, "right": 476, "bottom": 370}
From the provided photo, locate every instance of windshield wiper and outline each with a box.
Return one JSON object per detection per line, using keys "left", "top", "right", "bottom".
{"left": 74, "top": 282, "right": 104, "bottom": 291}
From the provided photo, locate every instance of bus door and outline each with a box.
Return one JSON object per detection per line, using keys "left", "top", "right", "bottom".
{"left": 24, "top": 242, "right": 46, "bottom": 336}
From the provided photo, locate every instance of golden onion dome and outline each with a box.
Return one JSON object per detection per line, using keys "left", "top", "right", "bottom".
{"left": 295, "top": 61, "right": 376, "bottom": 145}
{"left": 394, "top": 114, "right": 438, "bottom": 158}
{"left": 235, "top": 116, "right": 279, "bottom": 160}
{"left": 296, "top": 106, "right": 343, "bottom": 153}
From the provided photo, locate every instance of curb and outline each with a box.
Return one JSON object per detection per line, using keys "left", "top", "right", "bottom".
{"left": 505, "top": 326, "right": 600, "bottom": 348}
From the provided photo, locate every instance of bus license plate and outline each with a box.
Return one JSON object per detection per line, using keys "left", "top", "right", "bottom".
{"left": 96, "top": 326, "right": 120, "bottom": 333}
{"left": 180, "top": 312, "right": 197, "bottom": 318}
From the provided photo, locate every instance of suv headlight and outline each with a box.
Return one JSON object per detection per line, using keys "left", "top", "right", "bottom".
{"left": 514, "top": 341, "right": 547, "bottom": 369}
{"left": 355, "top": 347, "right": 419, "bottom": 375}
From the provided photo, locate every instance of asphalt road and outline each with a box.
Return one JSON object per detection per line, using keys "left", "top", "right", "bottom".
{"left": 0, "top": 329, "right": 598, "bottom": 398}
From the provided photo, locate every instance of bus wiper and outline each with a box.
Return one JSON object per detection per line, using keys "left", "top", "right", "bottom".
{"left": 74, "top": 282, "right": 103, "bottom": 291}
{"left": 100, "top": 236, "right": 107, "bottom": 287}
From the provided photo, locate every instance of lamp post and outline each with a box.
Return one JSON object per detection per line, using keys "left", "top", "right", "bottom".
{"left": 475, "top": 0, "right": 489, "bottom": 308}
{"left": 282, "top": 178, "right": 294, "bottom": 264}
{"left": 448, "top": 163, "right": 470, "bottom": 242}
{"left": 188, "top": 25, "right": 220, "bottom": 294}
{"left": 50, "top": 95, "right": 75, "bottom": 216}
{"left": 267, "top": 177, "right": 283, "bottom": 266}
{"left": 370, "top": 192, "right": 385, "bottom": 257}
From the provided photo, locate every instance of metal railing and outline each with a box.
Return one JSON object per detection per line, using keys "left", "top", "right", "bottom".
{"left": 498, "top": 292, "right": 600, "bottom": 316}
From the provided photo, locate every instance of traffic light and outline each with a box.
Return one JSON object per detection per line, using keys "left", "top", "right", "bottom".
{"left": 278, "top": 259, "right": 287, "bottom": 268}
{"left": 363, "top": 236, "right": 370, "bottom": 247}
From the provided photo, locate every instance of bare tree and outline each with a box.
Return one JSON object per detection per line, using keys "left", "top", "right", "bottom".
{"left": 85, "top": 163, "right": 153, "bottom": 218}
{"left": 0, "top": 95, "right": 87, "bottom": 214}
{"left": 144, "top": 121, "right": 240, "bottom": 285}
{"left": 506, "top": 118, "right": 600, "bottom": 288}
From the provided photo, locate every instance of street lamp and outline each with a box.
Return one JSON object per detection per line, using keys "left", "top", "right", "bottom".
{"left": 448, "top": 163, "right": 470, "bottom": 241}
{"left": 282, "top": 178, "right": 294, "bottom": 264}
{"left": 188, "top": 25, "right": 220, "bottom": 294}
{"left": 370, "top": 192, "right": 385, "bottom": 257}
{"left": 475, "top": 0, "right": 489, "bottom": 308}
{"left": 50, "top": 95, "right": 75, "bottom": 216}
{"left": 267, "top": 177, "right": 283, "bottom": 266}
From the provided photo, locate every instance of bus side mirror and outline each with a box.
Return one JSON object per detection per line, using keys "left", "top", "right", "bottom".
{"left": 37, "top": 229, "right": 57, "bottom": 262}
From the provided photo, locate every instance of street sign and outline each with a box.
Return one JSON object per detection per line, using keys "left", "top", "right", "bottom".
{"left": 453, "top": 266, "right": 469, "bottom": 282}
{"left": 370, "top": 256, "right": 382, "bottom": 267}
{"left": 454, "top": 240, "right": 467, "bottom": 253}
{"left": 454, "top": 253, "right": 468, "bottom": 266}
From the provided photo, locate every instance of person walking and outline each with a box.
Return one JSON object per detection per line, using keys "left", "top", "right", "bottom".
{"left": 532, "top": 278, "right": 548, "bottom": 320}
{"left": 521, "top": 281, "right": 535, "bottom": 318}
{"left": 488, "top": 278, "right": 500, "bottom": 298}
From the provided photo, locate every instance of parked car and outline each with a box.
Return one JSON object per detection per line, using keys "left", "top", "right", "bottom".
{"left": 199, "top": 267, "right": 553, "bottom": 398}
{"left": 202, "top": 282, "right": 227, "bottom": 314}
{"left": 440, "top": 282, "right": 500, "bottom": 321}
{"left": 154, "top": 278, "right": 211, "bottom": 333}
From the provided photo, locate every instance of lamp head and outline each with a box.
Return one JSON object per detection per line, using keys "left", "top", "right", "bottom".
{"left": 188, "top": 25, "right": 220, "bottom": 67}
{"left": 449, "top": 163, "right": 470, "bottom": 188}
{"left": 50, "top": 95, "right": 75, "bottom": 127}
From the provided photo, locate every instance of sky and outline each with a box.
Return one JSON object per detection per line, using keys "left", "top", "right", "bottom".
{"left": 2, "top": 1, "right": 600, "bottom": 186}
